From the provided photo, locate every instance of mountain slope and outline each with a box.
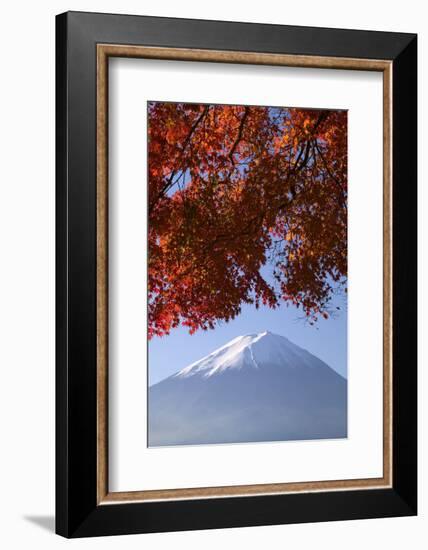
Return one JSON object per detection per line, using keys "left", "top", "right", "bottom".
{"left": 148, "top": 331, "right": 347, "bottom": 446}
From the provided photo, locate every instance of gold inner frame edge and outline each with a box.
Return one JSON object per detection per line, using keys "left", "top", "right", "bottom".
{"left": 96, "top": 44, "right": 393, "bottom": 505}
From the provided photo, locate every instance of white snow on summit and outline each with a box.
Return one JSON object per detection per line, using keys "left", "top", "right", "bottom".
{"left": 175, "top": 330, "right": 317, "bottom": 379}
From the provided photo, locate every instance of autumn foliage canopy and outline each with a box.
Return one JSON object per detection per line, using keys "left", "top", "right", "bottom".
{"left": 148, "top": 102, "right": 347, "bottom": 339}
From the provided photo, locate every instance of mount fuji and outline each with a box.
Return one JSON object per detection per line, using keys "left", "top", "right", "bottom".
{"left": 148, "top": 331, "right": 347, "bottom": 446}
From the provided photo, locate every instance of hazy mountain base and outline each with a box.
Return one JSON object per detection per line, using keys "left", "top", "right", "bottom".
{"left": 148, "top": 356, "right": 347, "bottom": 447}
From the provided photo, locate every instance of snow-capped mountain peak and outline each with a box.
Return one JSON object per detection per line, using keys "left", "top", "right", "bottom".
{"left": 174, "top": 330, "right": 309, "bottom": 379}
{"left": 149, "top": 331, "right": 347, "bottom": 446}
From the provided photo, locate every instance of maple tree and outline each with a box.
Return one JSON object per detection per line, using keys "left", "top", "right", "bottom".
{"left": 148, "top": 102, "right": 347, "bottom": 338}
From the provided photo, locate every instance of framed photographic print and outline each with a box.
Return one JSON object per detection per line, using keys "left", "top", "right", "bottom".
{"left": 56, "top": 11, "right": 417, "bottom": 538}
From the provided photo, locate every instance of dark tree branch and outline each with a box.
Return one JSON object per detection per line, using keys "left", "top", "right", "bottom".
{"left": 181, "top": 105, "right": 210, "bottom": 153}
{"left": 150, "top": 106, "right": 210, "bottom": 211}
{"left": 228, "top": 107, "right": 249, "bottom": 165}
{"left": 314, "top": 143, "right": 346, "bottom": 209}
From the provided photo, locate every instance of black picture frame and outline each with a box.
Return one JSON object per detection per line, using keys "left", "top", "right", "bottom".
{"left": 56, "top": 11, "right": 417, "bottom": 538}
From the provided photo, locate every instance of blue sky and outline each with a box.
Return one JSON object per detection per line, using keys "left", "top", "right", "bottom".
{"left": 148, "top": 293, "right": 347, "bottom": 385}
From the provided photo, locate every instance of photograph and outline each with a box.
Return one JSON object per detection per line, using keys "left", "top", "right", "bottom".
{"left": 0, "top": 0, "right": 420, "bottom": 545}
{"left": 147, "top": 101, "right": 348, "bottom": 447}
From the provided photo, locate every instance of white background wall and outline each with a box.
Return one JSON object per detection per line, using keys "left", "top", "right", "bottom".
{"left": 0, "top": 1, "right": 424, "bottom": 548}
